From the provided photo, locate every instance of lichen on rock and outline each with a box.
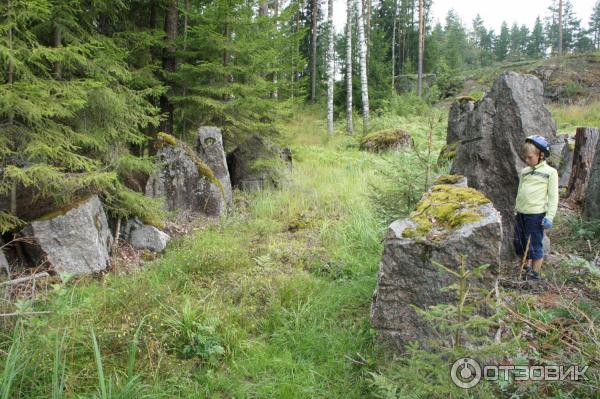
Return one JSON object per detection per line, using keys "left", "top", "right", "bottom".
{"left": 402, "top": 183, "right": 491, "bottom": 239}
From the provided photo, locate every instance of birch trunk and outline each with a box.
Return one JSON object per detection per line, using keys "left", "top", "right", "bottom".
{"left": 558, "top": 0, "right": 563, "bottom": 56}
{"left": 346, "top": 0, "right": 353, "bottom": 134}
{"left": 311, "top": 0, "right": 318, "bottom": 103}
{"left": 417, "top": 0, "right": 424, "bottom": 97}
{"left": 327, "top": 0, "right": 334, "bottom": 135}
{"left": 272, "top": 0, "right": 279, "bottom": 100}
{"left": 356, "top": 0, "right": 369, "bottom": 132}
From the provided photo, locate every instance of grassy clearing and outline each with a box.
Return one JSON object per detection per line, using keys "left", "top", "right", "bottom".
{"left": 2, "top": 104, "right": 599, "bottom": 398}
{"left": 549, "top": 101, "right": 600, "bottom": 134}
{"left": 0, "top": 108, "right": 390, "bottom": 398}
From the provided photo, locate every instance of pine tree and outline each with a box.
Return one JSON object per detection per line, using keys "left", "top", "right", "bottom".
{"left": 527, "top": 17, "right": 546, "bottom": 58}
{"left": 494, "top": 22, "right": 510, "bottom": 60}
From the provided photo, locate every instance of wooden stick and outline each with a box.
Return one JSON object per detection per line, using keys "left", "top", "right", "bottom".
{"left": 0, "top": 311, "right": 51, "bottom": 317}
{"left": 0, "top": 272, "right": 50, "bottom": 287}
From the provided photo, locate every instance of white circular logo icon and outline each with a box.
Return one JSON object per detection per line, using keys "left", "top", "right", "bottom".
{"left": 451, "top": 357, "right": 482, "bottom": 389}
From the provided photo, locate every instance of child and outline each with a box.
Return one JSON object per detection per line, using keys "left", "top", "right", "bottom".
{"left": 514, "top": 135, "right": 559, "bottom": 280}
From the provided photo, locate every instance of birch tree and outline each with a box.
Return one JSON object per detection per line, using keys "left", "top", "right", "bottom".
{"left": 346, "top": 0, "right": 353, "bottom": 134}
{"left": 356, "top": 0, "right": 369, "bottom": 132}
{"left": 311, "top": 0, "right": 318, "bottom": 102}
{"left": 327, "top": 0, "right": 334, "bottom": 135}
{"left": 417, "top": 0, "right": 424, "bottom": 96}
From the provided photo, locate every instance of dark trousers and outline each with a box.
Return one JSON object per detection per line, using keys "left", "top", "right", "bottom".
{"left": 514, "top": 213, "right": 545, "bottom": 261}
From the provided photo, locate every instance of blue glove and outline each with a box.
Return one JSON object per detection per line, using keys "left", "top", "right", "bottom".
{"left": 542, "top": 217, "right": 553, "bottom": 229}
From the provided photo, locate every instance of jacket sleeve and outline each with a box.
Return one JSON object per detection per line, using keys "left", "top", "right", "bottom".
{"left": 546, "top": 169, "right": 559, "bottom": 222}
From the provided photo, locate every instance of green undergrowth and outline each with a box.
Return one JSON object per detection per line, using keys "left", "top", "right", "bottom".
{"left": 2, "top": 106, "right": 598, "bottom": 398}
{"left": 0, "top": 109, "right": 388, "bottom": 398}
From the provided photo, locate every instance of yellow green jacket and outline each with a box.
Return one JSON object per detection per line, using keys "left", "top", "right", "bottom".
{"left": 515, "top": 160, "right": 559, "bottom": 221}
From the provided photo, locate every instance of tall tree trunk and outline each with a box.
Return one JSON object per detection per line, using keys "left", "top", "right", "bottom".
{"left": 417, "top": 0, "right": 424, "bottom": 96}
{"left": 365, "top": 0, "right": 371, "bottom": 60}
{"left": 558, "top": 0, "right": 563, "bottom": 55}
{"left": 159, "top": 0, "right": 178, "bottom": 135}
{"left": 568, "top": 127, "right": 600, "bottom": 204}
{"left": 391, "top": 0, "right": 398, "bottom": 91}
{"left": 7, "top": 0, "right": 14, "bottom": 125}
{"left": 53, "top": 20, "right": 62, "bottom": 79}
{"left": 356, "top": 0, "right": 369, "bottom": 132}
{"left": 259, "top": 0, "right": 269, "bottom": 16}
{"left": 346, "top": 0, "right": 353, "bottom": 134}
{"left": 327, "top": 0, "right": 334, "bottom": 135}
{"left": 150, "top": 0, "right": 157, "bottom": 29}
{"left": 272, "top": 0, "right": 279, "bottom": 100}
{"left": 311, "top": 0, "right": 318, "bottom": 103}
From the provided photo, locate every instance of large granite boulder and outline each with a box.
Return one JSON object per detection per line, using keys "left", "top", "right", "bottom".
{"left": 371, "top": 176, "right": 502, "bottom": 351}
{"left": 21, "top": 195, "right": 113, "bottom": 275}
{"left": 449, "top": 71, "right": 557, "bottom": 262}
{"left": 196, "top": 126, "right": 232, "bottom": 216}
{"left": 228, "top": 135, "right": 292, "bottom": 191}
{"left": 145, "top": 144, "right": 202, "bottom": 216}
{"left": 583, "top": 137, "right": 600, "bottom": 219}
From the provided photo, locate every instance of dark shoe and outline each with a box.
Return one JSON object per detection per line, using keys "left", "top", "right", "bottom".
{"left": 521, "top": 266, "right": 533, "bottom": 280}
{"left": 525, "top": 270, "right": 541, "bottom": 281}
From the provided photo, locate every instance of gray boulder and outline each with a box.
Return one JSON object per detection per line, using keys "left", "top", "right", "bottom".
{"left": 127, "top": 218, "right": 170, "bottom": 253}
{"left": 228, "top": 135, "right": 292, "bottom": 191}
{"left": 447, "top": 98, "right": 475, "bottom": 144}
{"left": 449, "top": 71, "right": 557, "bottom": 263}
{"left": 21, "top": 195, "right": 112, "bottom": 275}
{"left": 554, "top": 135, "right": 575, "bottom": 187}
{"left": 371, "top": 179, "right": 502, "bottom": 351}
{"left": 196, "top": 126, "right": 232, "bottom": 217}
{"left": 583, "top": 137, "right": 600, "bottom": 219}
{"left": 145, "top": 144, "right": 203, "bottom": 217}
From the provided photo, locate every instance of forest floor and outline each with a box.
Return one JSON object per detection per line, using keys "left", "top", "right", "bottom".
{"left": 1, "top": 104, "right": 599, "bottom": 398}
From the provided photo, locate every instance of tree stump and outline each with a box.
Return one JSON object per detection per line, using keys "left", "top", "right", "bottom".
{"left": 567, "top": 127, "right": 599, "bottom": 204}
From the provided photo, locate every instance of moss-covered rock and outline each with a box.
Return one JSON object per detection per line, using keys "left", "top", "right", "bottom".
{"left": 436, "top": 142, "right": 459, "bottom": 167}
{"left": 359, "top": 129, "right": 411, "bottom": 153}
{"left": 401, "top": 183, "right": 491, "bottom": 239}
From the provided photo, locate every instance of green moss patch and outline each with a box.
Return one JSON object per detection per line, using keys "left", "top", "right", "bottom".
{"left": 436, "top": 142, "right": 459, "bottom": 167}
{"left": 359, "top": 129, "right": 411, "bottom": 153}
{"left": 402, "top": 184, "right": 491, "bottom": 239}
{"left": 435, "top": 174, "right": 465, "bottom": 185}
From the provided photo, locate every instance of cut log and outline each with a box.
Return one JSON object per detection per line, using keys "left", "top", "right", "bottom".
{"left": 567, "top": 127, "right": 599, "bottom": 204}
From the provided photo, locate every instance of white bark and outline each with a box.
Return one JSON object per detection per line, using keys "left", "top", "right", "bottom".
{"left": 346, "top": 0, "right": 353, "bottom": 134}
{"left": 311, "top": 0, "right": 318, "bottom": 102}
{"left": 417, "top": 0, "right": 424, "bottom": 96}
{"left": 391, "top": 0, "right": 398, "bottom": 91}
{"left": 356, "top": 0, "right": 369, "bottom": 132}
{"left": 327, "top": 0, "right": 334, "bottom": 135}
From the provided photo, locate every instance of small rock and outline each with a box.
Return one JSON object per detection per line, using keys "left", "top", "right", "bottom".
{"left": 128, "top": 219, "right": 170, "bottom": 253}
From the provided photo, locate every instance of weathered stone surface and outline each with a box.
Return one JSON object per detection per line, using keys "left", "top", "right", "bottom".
{"left": 0, "top": 243, "right": 9, "bottom": 276}
{"left": 196, "top": 126, "right": 232, "bottom": 216}
{"left": 127, "top": 218, "right": 170, "bottom": 253}
{"left": 449, "top": 71, "right": 557, "bottom": 262}
{"left": 145, "top": 145, "right": 202, "bottom": 216}
{"left": 447, "top": 99, "right": 475, "bottom": 144}
{"left": 567, "top": 127, "right": 599, "bottom": 204}
{"left": 22, "top": 195, "right": 113, "bottom": 275}
{"left": 583, "top": 136, "right": 600, "bottom": 219}
{"left": 228, "top": 135, "right": 292, "bottom": 191}
{"left": 371, "top": 181, "right": 502, "bottom": 351}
